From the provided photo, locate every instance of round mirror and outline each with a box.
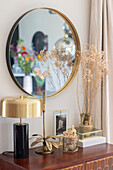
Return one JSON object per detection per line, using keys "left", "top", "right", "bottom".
{"left": 6, "top": 8, "right": 80, "bottom": 97}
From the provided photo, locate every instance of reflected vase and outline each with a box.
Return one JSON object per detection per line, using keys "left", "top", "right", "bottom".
{"left": 35, "top": 78, "right": 45, "bottom": 96}
{"left": 23, "top": 74, "right": 32, "bottom": 94}
{"left": 36, "top": 85, "right": 44, "bottom": 96}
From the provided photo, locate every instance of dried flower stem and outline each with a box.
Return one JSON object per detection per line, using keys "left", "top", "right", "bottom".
{"left": 77, "top": 45, "right": 108, "bottom": 114}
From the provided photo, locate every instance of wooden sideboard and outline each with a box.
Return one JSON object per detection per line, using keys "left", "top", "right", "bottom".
{"left": 0, "top": 144, "right": 113, "bottom": 170}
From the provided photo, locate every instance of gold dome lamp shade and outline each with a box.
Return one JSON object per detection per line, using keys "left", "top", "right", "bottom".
{"left": 1, "top": 96, "right": 42, "bottom": 158}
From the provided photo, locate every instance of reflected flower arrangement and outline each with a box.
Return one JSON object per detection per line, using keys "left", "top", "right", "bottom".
{"left": 33, "top": 68, "right": 50, "bottom": 86}
{"left": 10, "top": 39, "right": 40, "bottom": 74}
{"left": 10, "top": 39, "right": 75, "bottom": 91}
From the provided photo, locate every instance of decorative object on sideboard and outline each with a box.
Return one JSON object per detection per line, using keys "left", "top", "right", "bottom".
{"left": 1, "top": 96, "right": 42, "bottom": 158}
{"left": 77, "top": 45, "right": 108, "bottom": 133}
{"left": 68, "top": 126, "right": 106, "bottom": 148}
{"left": 53, "top": 110, "right": 68, "bottom": 137}
{"left": 80, "top": 113, "right": 93, "bottom": 133}
{"left": 53, "top": 110, "right": 69, "bottom": 146}
{"left": 30, "top": 91, "right": 59, "bottom": 154}
{"left": 79, "top": 136, "right": 106, "bottom": 148}
{"left": 63, "top": 125, "right": 79, "bottom": 153}
{"left": 77, "top": 127, "right": 106, "bottom": 148}
{"left": 77, "top": 128, "right": 103, "bottom": 140}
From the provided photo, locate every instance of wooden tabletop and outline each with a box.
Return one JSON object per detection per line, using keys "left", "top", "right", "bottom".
{"left": 0, "top": 144, "right": 113, "bottom": 170}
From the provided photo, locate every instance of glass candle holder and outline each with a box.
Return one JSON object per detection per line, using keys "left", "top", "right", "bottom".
{"left": 63, "top": 135, "right": 79, "bottom": 153}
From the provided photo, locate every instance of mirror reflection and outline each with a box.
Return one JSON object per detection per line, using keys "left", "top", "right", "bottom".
{"left": 9, "top": 8, "right": 79, "bottom": 97}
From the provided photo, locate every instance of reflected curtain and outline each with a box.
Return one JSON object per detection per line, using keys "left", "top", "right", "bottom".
{"left": 89, "top": 0, "right": 113, "bottom": 143}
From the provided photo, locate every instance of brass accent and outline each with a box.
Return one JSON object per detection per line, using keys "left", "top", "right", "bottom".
{"left": 59, "top": 136, "right": 63, "bottom": 146}
{"left": 31, "top": 91, "right": 59, "bottom": 154}
{"left": 20, "top": 96, "right": 23, "bottom": 124}
{"left": 86, "top": 156, "right": 113, "bottom": 170}
{"left": 6, "top": 8, "right": 81, "bottom": 98}
{"left": 79, "top": 124, "right": 93, "bottom": 133}
{"left": 43, "top": 91, "right": 46, "bottom": 139}
{"left": 61, "top": 163, "right": 84, "bottom": 170}
{"left": 43, "top": 91, "right": 46, "bottom": 112}
{"left": 71, "top": 127, "right": 103, "bottom": 140}
{"left": 20, "top": 118, "right": 22, "bottom": 125}
{"left": 31, "top": 137, "right": 43, "bottom": 147}
{"left": 20, "top": 96, "right": 23, "bottom": 100}
{"left": 62, "top": 156, "right": 113, "bottom": 170}
{"left": 35, "top": 148, "right": 53, "bottom": 154}
{"left": 79, "top": 113, "right": 93, "bottom": 133}
{"left": 1, "top": 96, "right": 42, "bottom": 118}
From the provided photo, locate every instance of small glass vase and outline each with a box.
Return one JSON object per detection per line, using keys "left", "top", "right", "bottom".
{"left": 63, "top": 135, "right": 79, "bottom": 153}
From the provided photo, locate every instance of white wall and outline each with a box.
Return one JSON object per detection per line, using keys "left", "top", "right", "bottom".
{"left": 0, "top": 0, "right": 91, "bottom": 153}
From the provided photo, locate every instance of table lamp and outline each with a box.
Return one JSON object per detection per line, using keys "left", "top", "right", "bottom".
{"left": 1, "top": 96, "right": 42, "bottom": 158}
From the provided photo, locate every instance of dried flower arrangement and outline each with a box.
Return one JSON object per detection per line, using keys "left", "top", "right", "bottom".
{"left": 77, "top": 45, "right": 108, "bottom": 132}
{"left": 77, "top": 45, "right": 108, "bottom": 114}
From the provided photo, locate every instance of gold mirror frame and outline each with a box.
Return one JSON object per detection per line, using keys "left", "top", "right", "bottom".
{"left": 6, "top": 8, "right": 81, "bottom": 98}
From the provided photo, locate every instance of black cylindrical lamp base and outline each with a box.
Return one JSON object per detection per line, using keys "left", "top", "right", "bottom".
{"left": 13, "top": 123, "right": 29, "bottom": 158}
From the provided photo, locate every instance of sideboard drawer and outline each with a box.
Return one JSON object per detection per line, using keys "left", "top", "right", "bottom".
{"left": 62, "top": 163, "right": 85, "bottom": 170}
{"left": 86, "top": 156, "right": 113, "bottom": 170}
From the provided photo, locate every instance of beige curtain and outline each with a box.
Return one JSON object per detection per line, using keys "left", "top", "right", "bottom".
{"left": 89, "top": 0, "right": 113, "bottom": 143}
